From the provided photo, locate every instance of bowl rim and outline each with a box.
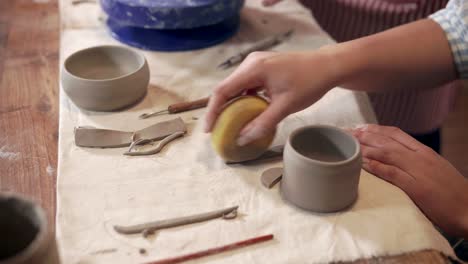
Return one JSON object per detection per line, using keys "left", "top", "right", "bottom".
{"left": 286, "top": 125, "right": 361, "bottom": 167}
{"left": 0, "top": 193, "right": 49, "bottom": 263}
{"left": 114, "top": 0, "right": 229, "bottom": 9}
{"left": 101, "top": 0, "right": 245, "bottom": 30}
{"left": 62, "top": 45, "right": 147, "bottom": 82}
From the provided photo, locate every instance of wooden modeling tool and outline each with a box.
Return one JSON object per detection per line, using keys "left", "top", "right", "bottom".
{"left": 139, "top": 97, "right": 210, "bottom": 119}
{"left": 144, "top": 234, "right": 274, "bottom": 264}
{"left": 114, "top": 206, "right": 238, "bottom": 237}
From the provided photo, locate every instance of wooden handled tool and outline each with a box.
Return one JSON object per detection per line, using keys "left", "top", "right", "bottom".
{"left": 139, "top": 97, "right": 210, "bottom": 119}
{"left": 144, "top": 234, "right": 274, "bottom": 264}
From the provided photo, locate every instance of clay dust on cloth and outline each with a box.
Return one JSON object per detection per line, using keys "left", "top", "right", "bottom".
{"left": 57, "top": 0, "right": 455, "bottom": 263}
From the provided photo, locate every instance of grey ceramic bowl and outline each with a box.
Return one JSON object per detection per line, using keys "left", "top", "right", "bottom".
{"left": 281, "top": 125, "right": 361, "bottom": 213}
{"left": 61, "top": 45, "right": 149, "bottom": 111}
{"left": 0, "top": 193, "right": 60, "bottom": 264}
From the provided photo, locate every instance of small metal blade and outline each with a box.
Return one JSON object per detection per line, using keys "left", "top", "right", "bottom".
{"left": 139, "top": 109, "right": 169, "bottom": 119}
{"left": 217, "top": 60, "right": 232, "bottom": 70}
{"left": 226, "top": 145, "right": 284, "bottom": 165}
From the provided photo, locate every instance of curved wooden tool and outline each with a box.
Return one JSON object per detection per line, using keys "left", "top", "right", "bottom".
{"left": 139, "top": 97, "right": 210, "bottom": 119}
{"left": 114, "top": 205, "right": 238, "bottom": 236}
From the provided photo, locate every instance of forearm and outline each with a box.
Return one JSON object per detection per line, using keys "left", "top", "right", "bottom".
{"left": 322, "top": 19, "right": 457, "bottom": 92}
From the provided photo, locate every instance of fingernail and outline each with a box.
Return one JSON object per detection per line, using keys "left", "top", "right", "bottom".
{"left": 203, "top": 121, "right": 210, "bottom": 133}
{"left": 362, "top": 157, "right": 370, "bottom": 164}
{"left": 237, "top": 135, "right": 251, "bottom": 147}
{"left": 342, "top": 127, "right": 352, "bottom": 132}
{"left": 348, "top": 129, "right": 361, "bottom": 138}
{"left": 355, "top": 124, "right": 369, "bottom": 131}
{"left": 344, "top": 128, "right": 358, "bottom": 136}
{"left": 237, "top": 126, "right": 262, "bottom": 146}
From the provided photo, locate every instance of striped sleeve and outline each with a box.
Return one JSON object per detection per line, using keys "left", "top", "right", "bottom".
{"left": 430, "top": 0, "right": 468, "bottom": 79}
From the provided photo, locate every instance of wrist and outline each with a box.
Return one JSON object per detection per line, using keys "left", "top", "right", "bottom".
{"left": 459, "top": 181, "right": 468, "bottom": 239}
{"left": 316, "top": 42, "right": 369, "bottom": 91}
{"left": 462, "top": 215, "right": 468, "bottom": 239}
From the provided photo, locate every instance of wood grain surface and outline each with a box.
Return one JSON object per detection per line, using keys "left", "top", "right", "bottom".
{"left": 0, "top": 0, "right": 450, "bottom": 263}
{"left": 0, "top": 0, "right": 59, "bottom": 229}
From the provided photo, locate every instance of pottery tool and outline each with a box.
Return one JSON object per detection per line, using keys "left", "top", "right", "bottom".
{"left": 114, "top": 205, "right": 238, "bottom": 237}
{"left": 72, "top": 0, "right": 96, "bottom": 5}
{"left": 226, "top": 145, "right": 284, "bottom": 165}
{"left": 139, "top": 97, "right": 210, "bottom": 119}
{"left": 74, "top": 117, "right": 186, "bottom": 149}
{"left": 217, "top": 29, "right": 294, "bottom": 69}
{"left": 124, "top": 131, "right": 184, "bottom": 156}
{"left": 144, "top": 234, "right": 274, "bottom": 264}
{"left": 261, "top": 167, "right": 283, "bottom": 189}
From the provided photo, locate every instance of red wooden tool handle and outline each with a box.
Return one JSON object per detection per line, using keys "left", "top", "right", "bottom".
{"left": 145, "top": 234, "right": 274, "bottom": 264}
{"left": 168, "top": 97, "right": 210, "bottom": 114}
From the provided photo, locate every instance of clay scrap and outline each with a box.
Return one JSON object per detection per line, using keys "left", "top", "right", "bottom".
{"left": 261, "top": 167, "right": 283, "bottom": 189}
{"left": 74, "top": 117, "right": 186, "bottom": 148}
{"left": 89, "top": 248, "right": 117, "bottom": 256}
{"left": 114, "top": 205, "right": 238, "bottom": 237}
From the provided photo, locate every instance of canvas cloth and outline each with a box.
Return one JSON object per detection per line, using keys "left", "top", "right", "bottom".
{"left": 57, "top": 1, "right": 455, "bottom": 263}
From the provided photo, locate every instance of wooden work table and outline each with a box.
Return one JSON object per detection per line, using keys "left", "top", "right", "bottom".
{"left": 0, "top": 1, "right": 449, "bottom": 263}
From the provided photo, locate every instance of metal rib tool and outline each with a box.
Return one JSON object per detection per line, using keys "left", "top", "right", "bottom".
{"left": 226, "top": 145, "right": 284, "bottom": 165}
{"left": 217, "top": 29, "right": 294, "bottom": 69}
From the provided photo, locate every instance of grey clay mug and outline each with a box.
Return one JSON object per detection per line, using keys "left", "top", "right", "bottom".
{"left": 281, "top": 125, "right": 361, "bottom": 213}
{"left": 0, "top": 193, "right": 60, "bottom": 264}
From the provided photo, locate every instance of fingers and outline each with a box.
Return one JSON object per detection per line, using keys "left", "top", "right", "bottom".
{"left": 352, "top": 127, "right": 420, "bottom": 174}
{"left": 354, "top": 130, "right": 400, "bottom": 149}
{"left": 357, "top": 124, "right": 425, "bottom": 152}
{"left": 204, "top": 64, "right": 263, "bottom": 132}
{"left": 360, "top": 144, "right": 400, "bottom": 166}
{"left": 360, "top": 143, "right": 417, "bottom": 174}
{"left": 362, "top": 158, "right": 415, "bottom": 191}
{"left": 237, "top": 97, "right": 291, "bottom": 146}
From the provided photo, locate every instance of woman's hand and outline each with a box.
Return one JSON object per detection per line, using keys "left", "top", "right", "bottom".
{"left": 351, "top": 125, "right": 468, "bottom": 238}
{"left": 205, "top": 51, "right": 339, "bottom": 146}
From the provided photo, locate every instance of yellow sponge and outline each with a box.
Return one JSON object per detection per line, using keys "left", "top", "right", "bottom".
{"left": 211, "top": 95, "right": 275, "bottom": 162}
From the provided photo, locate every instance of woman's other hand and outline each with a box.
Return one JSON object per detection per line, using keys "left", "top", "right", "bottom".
{"left": 351, "top": 125, "right": 468, "bottom": 238}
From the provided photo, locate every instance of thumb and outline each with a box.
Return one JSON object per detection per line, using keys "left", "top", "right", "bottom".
{"left": 237, "top": 98, "right": 289, "bottom": 146}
